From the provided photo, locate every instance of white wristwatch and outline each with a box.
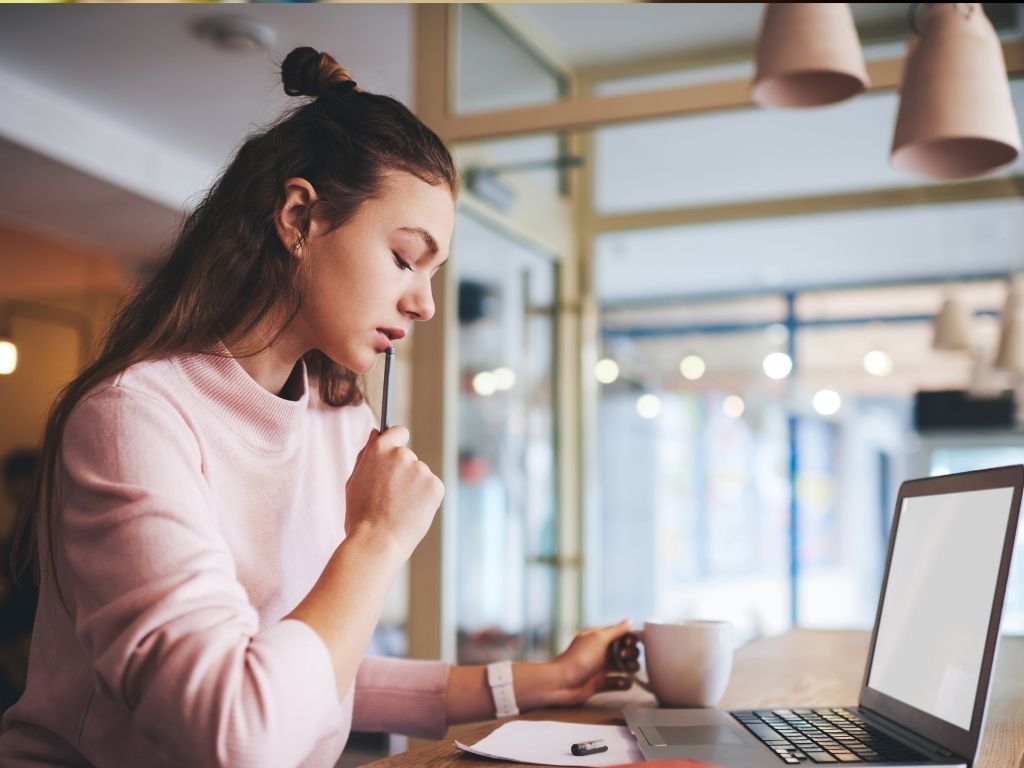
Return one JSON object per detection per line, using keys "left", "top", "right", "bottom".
{"left": 486, "top": 660, "right": 520, "bottom": 718}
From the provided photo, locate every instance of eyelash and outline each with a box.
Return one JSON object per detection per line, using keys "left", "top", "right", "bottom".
{"left": 393, "top": 252, "right": 413, "bottom": 271}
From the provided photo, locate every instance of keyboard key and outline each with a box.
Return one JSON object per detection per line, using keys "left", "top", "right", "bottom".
{"left": 732, "top": 706, "right": 929, "bottom": 765}
{"left": 749, "top": 724, "right": 787, "bottom": 741}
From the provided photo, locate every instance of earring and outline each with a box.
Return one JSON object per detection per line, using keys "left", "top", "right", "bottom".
{"left": 292, "top": 234, "right": 306, "bottom": 254}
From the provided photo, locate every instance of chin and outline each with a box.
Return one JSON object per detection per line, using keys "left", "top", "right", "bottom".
{"left": 354, "top": 358, "right": 377, "bottom": 376}
{"left": 314, "top": 347, "right": 373, "bottom": 376}
{"left": 347, "top": 349, "right": 379, "bottom": 376}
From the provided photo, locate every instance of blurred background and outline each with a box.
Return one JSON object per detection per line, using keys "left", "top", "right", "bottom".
{"left": 1, "top": 5, "right": 1023, "bottom": 755}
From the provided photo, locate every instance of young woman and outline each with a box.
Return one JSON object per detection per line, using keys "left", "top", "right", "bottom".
{"left": 0, "top": 48, "right": 643, "bottom": 767}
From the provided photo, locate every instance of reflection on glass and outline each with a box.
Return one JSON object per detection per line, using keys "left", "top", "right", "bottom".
{"left": 593, "top": 305, "right": 935, "bottom": 637}
{"left": 455, "top": 5, "right": 565, "bottom": 115}
{"left": 597, "top": 390, "right": 792, "bottom": 640}
{"left": 454, "top": 209, "right": 558, "bottom": 664}
{"left": 459, "top": 135, "right": 565, "bottom": 197}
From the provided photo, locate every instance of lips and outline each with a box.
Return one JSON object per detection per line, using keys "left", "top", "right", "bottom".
{"left": 375, "top": 327, "right": 406, "bottom": 352}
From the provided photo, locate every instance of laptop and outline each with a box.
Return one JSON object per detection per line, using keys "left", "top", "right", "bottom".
{"left": 625, "top": 464, "right": 1023, "bottom": 767}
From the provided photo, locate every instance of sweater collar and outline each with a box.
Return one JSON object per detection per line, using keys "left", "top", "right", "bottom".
{"left": 174, "top": 343, "right": 310, "bottom": 452}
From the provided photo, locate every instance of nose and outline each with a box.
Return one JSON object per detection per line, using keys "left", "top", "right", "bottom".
{"left": 401, "top": 276, "right": 436, "bottom": 323}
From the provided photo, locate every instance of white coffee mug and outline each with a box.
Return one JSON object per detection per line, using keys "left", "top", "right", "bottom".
{"left": 635, "top": 619, "right": 733, "bottom": 708}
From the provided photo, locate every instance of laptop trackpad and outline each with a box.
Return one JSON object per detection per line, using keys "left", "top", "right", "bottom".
{"left": 640, "top": 725, "right": 746, "bottom": 747}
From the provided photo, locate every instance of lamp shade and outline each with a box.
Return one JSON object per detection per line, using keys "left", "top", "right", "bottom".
{"left": 752, "top": 3, "right": 870, "bottom": 108}
{"left": 891, "top": 3, "right": 1022, "bottom": 179}
{"left": 932, "top": 292, "right": 973, "bottom": 351}
{"left": 967, "top": 349, "right": 1006, "bottom": 396}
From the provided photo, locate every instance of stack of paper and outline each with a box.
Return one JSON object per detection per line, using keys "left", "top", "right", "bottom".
{"left": 455, "top": 720, "right": 644, "bottom": 766}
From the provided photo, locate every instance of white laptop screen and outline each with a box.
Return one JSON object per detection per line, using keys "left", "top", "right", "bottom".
{"left": 866, "top": 486, "right": 1013, "bottom": 729}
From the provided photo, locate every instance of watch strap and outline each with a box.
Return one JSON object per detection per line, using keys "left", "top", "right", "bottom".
{"left": 486, "top": 660, "right": 519, "bottom": 718}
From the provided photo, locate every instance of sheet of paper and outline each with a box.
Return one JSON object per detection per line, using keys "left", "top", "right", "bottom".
{"left": 455, "top": 719, "right": 644, "bottom": 766}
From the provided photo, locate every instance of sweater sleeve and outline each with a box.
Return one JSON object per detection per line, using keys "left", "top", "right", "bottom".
{"left": 57, "top": 386, "right": 343, "bottom": 768}
{"left": 351, "top": 656, "right": 451, "bottom": 739}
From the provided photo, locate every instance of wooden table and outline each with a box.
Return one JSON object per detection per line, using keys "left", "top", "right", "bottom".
{"left": 365, "top": 630, "right": 1024, "bottom": 768}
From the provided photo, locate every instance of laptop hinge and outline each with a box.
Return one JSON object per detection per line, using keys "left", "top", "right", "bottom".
{"left": 859, "top": 706, "right": 962, "bottom": 761}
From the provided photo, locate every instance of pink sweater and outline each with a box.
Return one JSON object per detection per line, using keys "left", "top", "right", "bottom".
{"left": 0, "top": 349, "right": 450, "bottom": 767}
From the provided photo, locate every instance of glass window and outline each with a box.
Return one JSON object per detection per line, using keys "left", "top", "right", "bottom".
{"left": 594, "top": 198, "right": 1024, "bottom": 304}
{"left": 596, "top": 388, "right": 794, "bottom": 638}
{"left": 453, "top": 207, "right": 559, "bottom": 663}
{"left": 592, "top": 280, "right": 1023, "bottom": 637}
{"left": 454, "top": 5, "right": 565, "bottom": 115}
{"left": 592, "top": 81, "right": 1024, "bottom": 214}
{"left": 456, "top": 133, "right": 567, "bottom": 198}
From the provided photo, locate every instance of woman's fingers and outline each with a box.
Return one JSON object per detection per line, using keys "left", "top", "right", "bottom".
{"left": 607, "top": 630, "right": 641, "bottom": 672}
{"left": 601, "top": 673, "right": 633, "bottom": 692}
{"left": 344, "top": 424, "right": 442, "bottom": 558}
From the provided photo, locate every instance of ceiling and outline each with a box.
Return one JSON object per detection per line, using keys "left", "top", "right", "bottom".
{"left": 498, "top": 3, "right": 914, "bottom": 69}
{"left": 0, "top": 2, "right": 1022, "bottom": 295}
{"left": 0, "top": 3, "right": 413, "bottom": 272}
{"left": 0, "top": 4, "right": 414, "bottom": 168}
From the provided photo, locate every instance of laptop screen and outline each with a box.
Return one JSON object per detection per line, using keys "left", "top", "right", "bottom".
{"left": 866, "top": 486, "right": 1014, "bottom": 729}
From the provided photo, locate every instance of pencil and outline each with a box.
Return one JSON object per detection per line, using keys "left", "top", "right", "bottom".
{"left": 380, "top": 346, "right": 395, "bottom": 431}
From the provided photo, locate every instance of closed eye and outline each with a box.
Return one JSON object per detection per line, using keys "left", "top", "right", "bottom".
{"left": 393, "top": 252, "right": 413, "bottom": 271}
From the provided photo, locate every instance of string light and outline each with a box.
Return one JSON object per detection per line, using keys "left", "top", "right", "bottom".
{"left": 636, "top": 393, "right": 662, "bottom": 419}
{"left": 0, "top": 338, "right": 16, "bottom": 376}
{"left": 472, "top": 371, "right": 498, "bottom": 396}
{"left": 863, "top": 350, "right": 893, "bottom": 377}
{"left": 680, "top": 355, "right": 706, "bottom": 381}
{"left": 595, "top": 358, "right": 620, "bottom": 384}
{"left": 722, "top": 395, "right": 745, "bottom": 418}
{"left": 813, "top": 389, "right": 842, "bottom": 416}
{"left": 493, "top": 367, "right": 516, "bottom": 391}
{"left": 762, "top": 352, "right": 793, "bottom": 380}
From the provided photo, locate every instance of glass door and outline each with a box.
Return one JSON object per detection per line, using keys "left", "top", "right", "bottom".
{"left": 452, "top": 207, "right": 559, "bottom": 663}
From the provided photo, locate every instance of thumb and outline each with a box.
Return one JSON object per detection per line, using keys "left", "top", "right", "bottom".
{"left": 599, "top": 619, "right": 634, "bottom": 642}
{"left": 353, "top": 429, "right": 380, "bottom": 468}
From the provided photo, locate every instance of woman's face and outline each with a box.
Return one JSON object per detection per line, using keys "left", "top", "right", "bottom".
{"left": 296, "top": 170, "right": 455, "bottom": 374}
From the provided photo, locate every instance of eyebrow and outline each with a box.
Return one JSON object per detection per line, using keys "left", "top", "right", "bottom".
{"left": 398, "top": 227, "right": 439, "bottom": 257}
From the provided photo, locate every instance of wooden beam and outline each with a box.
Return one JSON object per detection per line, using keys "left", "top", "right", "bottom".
{"left": 413, "top": 4, "right": 450, "bottom": 130}
{"left": 592, "top": 175, "right": 1024, "bottom": 232}
{"left": 406, "top": 4, "right": 459, "bottom": 666}
{"left": 429, "top": 40, "right": 1024, "bottom": 142}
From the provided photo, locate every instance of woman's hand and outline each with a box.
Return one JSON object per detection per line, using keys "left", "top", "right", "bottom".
{"left": 546, "top": 620, "right": 641, "bottom": 706}
{"left": 344, "top": 427, "right": 444, "bottom": 562}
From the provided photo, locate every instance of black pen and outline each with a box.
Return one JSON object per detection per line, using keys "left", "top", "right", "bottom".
{"left": 380, "top": 345, "right": 395, "bottom": 432}
{"left": 570, "top": 739, "right": 608, "bottom": 756}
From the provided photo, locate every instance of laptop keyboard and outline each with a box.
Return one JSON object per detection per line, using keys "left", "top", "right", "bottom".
{"left": 732, "top": 708, "right": 930, "bottom": 764}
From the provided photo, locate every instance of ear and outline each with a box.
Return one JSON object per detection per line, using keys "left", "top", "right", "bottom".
{"left": 275, "top": 177, "right": 319, "bottom": 258}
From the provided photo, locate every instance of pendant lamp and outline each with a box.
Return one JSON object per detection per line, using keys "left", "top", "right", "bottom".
{"left": 967, "top": 349, "right": 1005, "bottom": 396}
{"left": 752, "top": 3, "right": 870, "bottom": 108}
{"left": 995, "top": 278, "right": 1024, "bottom": 373}
{"left": 891, "top": 3, "right": 1021, "bottom": 179}
{"left": 932, "top": 291, "right": 973, "bottom": 351}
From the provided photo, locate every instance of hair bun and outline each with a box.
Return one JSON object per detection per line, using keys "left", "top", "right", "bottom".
{"left": 281, "top": 46, "right": 356, "bottom": 98}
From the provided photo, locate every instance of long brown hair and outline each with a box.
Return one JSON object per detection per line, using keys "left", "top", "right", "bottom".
{"left": 11, "top": 47, "right": 457, "bottom": 606}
